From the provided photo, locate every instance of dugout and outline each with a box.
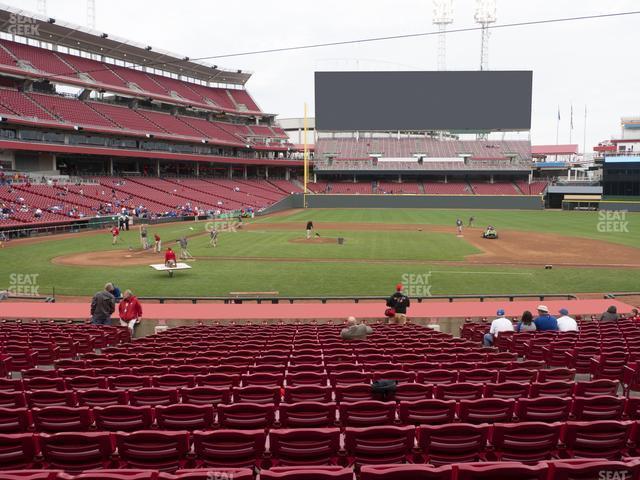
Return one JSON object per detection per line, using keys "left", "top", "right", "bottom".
{"left": 546, "top": 185, "right": 603, "bottom": 209}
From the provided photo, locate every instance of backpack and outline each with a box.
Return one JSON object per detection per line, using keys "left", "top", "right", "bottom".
{"left": 371, "top": 379, "right": 397, "bottom": 400}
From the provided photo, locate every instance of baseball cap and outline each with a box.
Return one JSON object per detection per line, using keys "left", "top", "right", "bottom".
{"left": 396, "top": 283, "right": 403, "bottom": 291}
{"left": 559, "top": 308, "right": 569, "bottom": 316}
{"left": 497, "top": 309, "right": 505, "bottom": 316}
{"left": 537, "top": 305, "right": 549, "bottom": 313}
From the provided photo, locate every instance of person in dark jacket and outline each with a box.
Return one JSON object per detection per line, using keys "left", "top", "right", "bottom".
{"left": 90, "top": 283, "right": 116, "bottom": 325}
{"left": 600, "top": 305, "right": 619, "bottom": 322}
{"left": 386, "top": 283, "right": 410, "bottom": 325}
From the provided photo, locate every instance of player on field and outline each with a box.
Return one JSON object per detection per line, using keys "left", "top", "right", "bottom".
{"left": 209, "top": 227, "right": 218, "bottom": 247}
{"left": 154, "top": 233, "right": 161, "bottom": 253}
{"left": 164, "top": 247, "right": 177, "bottom": 267}
{"left": 111, "top": 225, "right": 120, "bottom": 245}
{"left": 456, "top": 218, "right": 463, "bottom": 235}
{"left": 306, "top": 220, "right": 314, "bottom": 239}
{"left": 139, "top": 225, "right": 149, "bottom": 250}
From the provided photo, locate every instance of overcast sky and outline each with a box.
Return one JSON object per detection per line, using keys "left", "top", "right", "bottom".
{"left": 4, "top": 0, "right": 638, "bottom": 150}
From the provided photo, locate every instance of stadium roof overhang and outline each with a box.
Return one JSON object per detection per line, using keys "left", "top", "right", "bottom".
{"left": 0, "top": 4, "right": 251, "bottom": 86}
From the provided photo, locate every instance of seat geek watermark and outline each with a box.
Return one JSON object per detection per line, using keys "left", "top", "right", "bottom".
{"left": 206, "top": 472, "right": 237, "bottom": 480}
{"left": 599, "top": 471, "right": 630, "bottom": 480}
{"left": 7, "top": 14, "right": 40, "bottom": 36}
{"left": 400, "top": 272, "right": 433, "bottom": 297}
{"left": 597, "top": 210, "right": 630, "bottom": 233}
{"left": 8, "top": 273, "right": 40, "bottom": 296}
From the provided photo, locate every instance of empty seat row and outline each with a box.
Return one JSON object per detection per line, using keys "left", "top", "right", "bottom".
{"left": 1, "top": 396, "right": 638, "bottom": 433}
{"left": 4, "top": 459, "right": 640, "bottom": 479}
{"left": 3, "top": 421, "right": 640, "bottom": 472}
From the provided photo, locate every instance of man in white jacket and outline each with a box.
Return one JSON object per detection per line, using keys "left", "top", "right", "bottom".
{"left": 483, "top": 309, "right": 514, "bottom": 347}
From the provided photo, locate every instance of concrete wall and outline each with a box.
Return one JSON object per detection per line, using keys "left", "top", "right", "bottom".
{"left": 304, "top": 194, "right": 544, "bottom": 210}
{"left": 259, "top": 194, "right": 304, "bottom": 215}
{"left": 600, "top": 201, "right": 640, "bottom": 212}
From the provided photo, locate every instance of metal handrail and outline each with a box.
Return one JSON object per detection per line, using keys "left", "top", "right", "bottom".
{"left": 137, "top": 293, "right": 578, "bottom": 305}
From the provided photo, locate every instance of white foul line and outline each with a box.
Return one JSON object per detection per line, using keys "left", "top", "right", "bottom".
{"left": 429, "top": 271, "right": 534, "bottom": 276}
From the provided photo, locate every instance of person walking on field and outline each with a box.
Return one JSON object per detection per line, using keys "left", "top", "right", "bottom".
{"left": 118, "top": 289, "right": 142, "bottom": 337}
{"left": 386, "top": 283, "right": 410, "bottom": 325}
{"left": 306, "top": 220, "right": 314, "bottom": 239}
{"left": 90, "top": 283, "right": 116, "bottom": 326}
{"left": 111, "top": 225, "right": 120, "bottom": 245}
{"left": 456, "top": 218, "right": 463, "bottom": 235}
{"left": 154, "top": 233, "right": 162, "bottom": 253}
{"left": 139, "top": 225, "right": 149, "bottom": 250}
{"left": 209, "top": 227, "right": 218, "bottom": 247}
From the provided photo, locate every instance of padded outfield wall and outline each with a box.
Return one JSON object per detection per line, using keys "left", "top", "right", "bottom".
{"left": 261, "top": 194, "right": 544, "bottom": 214}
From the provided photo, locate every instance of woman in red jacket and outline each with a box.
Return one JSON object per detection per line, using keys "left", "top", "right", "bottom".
{"left": 118, "top": 289, "right": 143, "bottom": 337}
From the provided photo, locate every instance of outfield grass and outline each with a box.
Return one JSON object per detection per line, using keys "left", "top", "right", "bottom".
{"left": 1, "top": 209, "right": 639, "bottom": 298}
{"left": 257, "top": 209, "right": 639, "bottom": 247}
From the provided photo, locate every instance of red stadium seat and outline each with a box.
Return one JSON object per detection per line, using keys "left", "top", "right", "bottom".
{"left": 574, "top": 380, "right": 620, "bottom": 397}
{"left": 514, "top": 397, "right": 572, "bottom": 422}
{"left": 40, "top": 431, "right": 114, "bottom": 471}
{"left": 562, "top": 420, "right": 633, "bottom": 460}
{"left": 94, "top": 405, "right": 154, "bottom": 431}
{"left": 398, "top": 399, "right": 456, "bottom": 425}
{"left": 128, "top": 387, "right": 180, "bottom": 407}
{"left": 529, "top": 382, "right": 574, "bottom": 398}
{"left": 334, "top": 384, "right": 372, "bottom": 403}
{"left": 457, "top": 369, "right": 498, "bottom": 384}
{"left": 116, "top": 430, "right": 190, "bottom": 472}
{"left": 344, "top": 425, "right": 415, "bottom": 466}
{"left": 193, "top": 429, "right": 266, "bottom": 468}
{"left": 571, "top": 396, "right": 625, "bottom": 421}
{"left": 76, "top": 388, "right": 127, "bottom": 407}
{"left": 155, "top": 404, "right": 215, "bottom": 430}
{"left": 456, "top": 462, "right": 548, "bottom": 480}
{"left": 25, "top": 390, "right": 76, "bottom": 408}
{"left": 217, "top": 402, "right": 276, "bottom": 430}
{"left": 260, "top": 466, "right": 354, "bottom": 480}
{"left": 489, "top": 422, "right": 562, "bottom": 462}
{"left": 360, "top": 464, "right": 452, "bottom": 480}
{"left": 269, "top": 428, "right": 341, "bottom": 466}
{"left": 458, "top": 398, "right": 515, "bottom": 424}
{"left": 0, "top": 407, "right": 31, "bottom": 432}
{"left": 417, "top": 423, "right": 489, "bottom": 464}
{"left": 434, "top": 383, "right": 484, "bottom": 401}
{"left": 416, "top": 370, "right": 458, "bottom": 385}
{"left": 536, "top": 368, "right": 576, "bottom": 383}
{"left": 107, "top": 375, "right": 152, "bottom": 390}
{"left": 283, "top": 385, "right": 333, "bottom": 403}
{"left": 547, "top": 459, "right": 640, "bottom": 480}
{"left": 338, "top": 400, "right": 396, "bottom": 427}
{"left": 393, "top": 383, "right": 433, "bottom": 402}
{"left": 180, "top": 386, "right": 231, "bottom": 405}
{"left": 329, "top": 371, "right": 371, "bottom": 387}
{"left": 484, "top": 382, "right": 530, "bottom": 400}
{"left": 0, "top": 433, "right": 39, "bottom": 469}
{"left": 32, "top": 406, "right": 92, "bottom": 432}
{"left": 279, "top": 402, "right": 337, "bottom": 428}
{"left": 233, "top": 385, "right": 281, "bottom": 404}
{"left": 0, "top": 391, "right": 26, "bottom": 408}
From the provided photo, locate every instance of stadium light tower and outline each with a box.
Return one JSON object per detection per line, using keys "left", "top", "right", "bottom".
{"left": 432, "top": 0, "right": 453, "bottom": 71}
{"left": 474, "top": 0, "right": 496, "bottom": 71}
{"left": 36, "top": 0, "right": 47, "bottom": 16}
{"left": 86, "top": 0, "right": 96, "bottom": 29}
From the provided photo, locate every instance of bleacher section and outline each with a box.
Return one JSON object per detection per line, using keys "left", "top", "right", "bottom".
{"left": 0, "top": 178, "right": 301, "bottom": 225}
{"left": 0, "top": 39, "right": 267, "bottom": 116}
{"left": 0, "top": 320, "right": 638, "bottom": 477}
{"left": 316, "top": 137, "right": 532, "bottom": 162}
{"left": 0, "top": 88, "right": 285, "bottom": 147}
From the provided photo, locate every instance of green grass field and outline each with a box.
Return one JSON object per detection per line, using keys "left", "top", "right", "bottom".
{"left": 2, "top": 208, "right": 639, "bottom": 298}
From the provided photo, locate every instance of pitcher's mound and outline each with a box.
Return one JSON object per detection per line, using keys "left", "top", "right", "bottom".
{"left": 289, "top": 237, "right": 337, "bottom": 244}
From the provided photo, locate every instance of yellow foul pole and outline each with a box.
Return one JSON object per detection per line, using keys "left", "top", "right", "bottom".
{"left": 303, "top": 102, "right": 309, "bottom": 208}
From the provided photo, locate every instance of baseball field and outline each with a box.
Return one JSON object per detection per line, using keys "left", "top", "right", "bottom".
{"left": 2, "top": 208, "right": 639, "bottom": 298}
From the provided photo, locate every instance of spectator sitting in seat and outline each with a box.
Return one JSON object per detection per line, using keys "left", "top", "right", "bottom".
{"left": 340, "top": 316, "right": 373, "bottom": 341}
{"left": 516, "top": 310, "right": 537, "bottom": 332}
{"left": 630, "top": 308, "right": 640, "bottom": 322}
{"left": 533, "top": 305, "right": 558, "bottom": 331}
{"left": 483, "top": 309, "right": 514, "bottom": 347}
{"left": 556, "top": 308, "right": 578, "bottom": 332}
{"left": 600, "top": 305, "right": 619, "bottom": 322}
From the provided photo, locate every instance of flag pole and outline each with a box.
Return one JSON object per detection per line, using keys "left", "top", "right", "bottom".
{"left": 303, "top": 102, "right": 309, "bottom": 208}
{"left": 582, "top": 105, "right": 587, "bottom": 157}
{"left": 556, "top": 105, "right": 560, "bottom": 145}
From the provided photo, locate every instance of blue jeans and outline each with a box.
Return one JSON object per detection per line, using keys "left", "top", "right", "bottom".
{"left": 483, "top": 333, "right": 494, "bottom": 347}
{"left": 91, "top": 317, "right": 112, "bottom": 326}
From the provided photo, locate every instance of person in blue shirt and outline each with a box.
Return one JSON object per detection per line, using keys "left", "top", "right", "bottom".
{"left": 533, "top": 305, "right": 558, "bottom": 331}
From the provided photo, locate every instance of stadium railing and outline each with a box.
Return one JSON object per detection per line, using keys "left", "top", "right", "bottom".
{"left": 136, "top": 293, "right": 578, "bottom": 305}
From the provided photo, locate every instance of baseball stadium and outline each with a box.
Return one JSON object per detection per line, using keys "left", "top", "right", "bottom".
{"left": 0, "top": 1, "right": 639, "bottom": 479}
